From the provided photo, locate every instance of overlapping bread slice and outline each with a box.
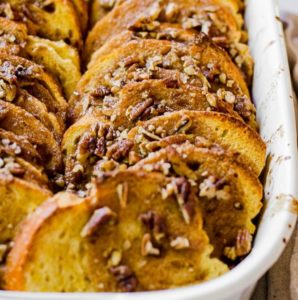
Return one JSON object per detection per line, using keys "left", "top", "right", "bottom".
{"left": 0, "top": 100, "right": 62, "bottom": 174}
{"left": 0, "top": 148, "right": 51, "bottom": 245}
{"left": 85, "top": 0, "right": 245, "bottom": 64}
{"left": 0, "top": 0, "right": 82, "bottom": 49}
{"left": 0, "top": 18, "right": 81, "bottom": 99}
{"left": 90, "top": 24, "right": 252, "bottom": 83}
{"left": 70, "top": 37, "right": 255, "bottom": 128}
{"left": 131, "top": 143, "right": 263, "bottom": 260}
{"left": 62, "top": 110, "right": 265, "bottom": 190}
{"left": 5, "top": 172, "right": 228, "bottom": 292}
{"left": 0, "top": 128, "right": 42, "bottom": 166}
{"left": 24, "top": 36, "right": 81, "bottom": 99}
{"left": 102, "top": 79, "right": 242, "bottom": 127}
{"left": 0, "top": 147, "right": 48, "bottom": 188}
{"left": 126, "top": 110, "right": 265, "bottom": 176}
{"left": 0, "top": 53, "right": 67, "bottom": 138}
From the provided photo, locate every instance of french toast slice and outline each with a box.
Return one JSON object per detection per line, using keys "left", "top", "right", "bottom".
{"left": 0, "top": 0, "right": 82, "bottom": 49}
{"left": 85, "top": 0, "right": 244, "bottom": 63}
{"left": 90, "top": 24, "right": 252, "bottom": 83}
{"left": 0, "top": 179, "right": 51, "bottom": 245}
{"left": 0, "top": 147, "right": 49, "bottom": 188}
{"left": 131, "top": 143, "right": 263, "bottom": 259}
{"left": 62, "top": 113, "right": 114, "bottom": 190}
{"left": 0, "top": 17, "right": 27, "bottom": 56}
{"left": 8, "top": 89, "right": 63, "bottom": 142}
{"left": 24, "top": 36, "right": 81, "bottom": 100}
{"left": 103, "top": 79, "right": 242, "bottom": 128}
{"left": 126, "top": 111, "right": 265, "bottom": 176}
{"left": 62, "top": 110, "right": 265, "bottom": 190}
{"left": 70, "top": 37, "right": 255, "bottom": 127}
{"left": 5, "top": 172, "right": 228, "bottom": 291}
{"left": 0, "top": 100, "right": 62, "bottom": 173}
{"left": 0, "top": 18, "right": 81, "bottom": 99}
{"left": 0, "top": 53, "right": 68, "bottom": 128}
{"left": 0, "top": 128, "right": 42, "bottom": 166}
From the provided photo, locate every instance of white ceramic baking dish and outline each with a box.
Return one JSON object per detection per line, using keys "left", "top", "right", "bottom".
{"left": 1, "top": 0, "right": 298, "bottom": 299}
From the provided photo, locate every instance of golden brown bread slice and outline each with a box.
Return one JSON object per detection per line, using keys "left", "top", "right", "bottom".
{"left": 62, "top": 113, "right": 113, "bottom": 190}
{"left": 24, "top": 36, "right": 81, "bottom": 99}
{"left": 0, "top": 18, "right": 81, "bottom": 99}
{"left": 0, "top": 156, "right": 51, "bottom": 244}
{"left": 5, "top": 172, "right": 228, "bottom": 291}
{"left": 0, "top": 53, "right": 68, "bottom": 129}
{"left": 126, "top": 110, "right": 266, "bottom": 176}
{"left": 0, "top": 147, "right": 49, "bottom": 188}
{"left": 0, "top": 0, "right": 82, "bottom": 49}
{"left": 103, "top": 79, "right": 243, "bottom": 128}
{"left": 85, "top": 0, "right": 244, "bottom": 63}
{"left": 0, "top": 17, "right": 27, "bottom": 56}
{"left": 8, "top": 89, "right": 63, "bottom": 142}
{"left": 0, "top": 128, "right": 42, "bottom": 166}
{"left": 62, "top": 110, "right": 265, "bottom": 191}
{"left": 70, "top": 37, "right": 255, "bottom": 128}
{"left": 90, "top": 24, "right": 252, "bottom": 83}
{"left": 0, "top": 100, "right": 62, "bottom": 173}
{"left": 131, "top": 143, "right": 263, "bottom": 259}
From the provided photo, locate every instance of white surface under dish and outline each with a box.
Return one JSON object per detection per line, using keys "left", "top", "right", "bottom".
{"left": 1, "top": 0, "right": 298, "bottom": 299}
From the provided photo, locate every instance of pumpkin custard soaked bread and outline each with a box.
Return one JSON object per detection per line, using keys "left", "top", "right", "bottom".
{"left": 0, "top": 0, "right": 267, "bottom": 294}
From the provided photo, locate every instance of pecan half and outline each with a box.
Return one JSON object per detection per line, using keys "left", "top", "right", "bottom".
{"left": 106, "top": 139, "right": 134, "bottom": 161}
{"left": 81, "top": 207, "right": 117, "bottom": 237}
{"left": 128, "top": 98, "right": 154, "bottom": 121}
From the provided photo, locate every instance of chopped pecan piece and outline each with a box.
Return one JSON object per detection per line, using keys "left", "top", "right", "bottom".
{"left": 116, "top": 182, "right": 128, "bottom": 208}
{"left": 141, "top": 233, "right": 160, "bottom": 256}
{"left": 90, "top": 86, "right": 111, "bottom": 99}
{"left": 174, "top": 178, "right": 193, "bottom": 224}
{"left": 170, "top": 236, "right": 190, "bottom": 250}
{"left": 139, "top": 211, "right": 166, "bottom": 242}
{"left": 8, "top": 164, "right": 25, "bottom": 176}
{"left": 81, "top": 207, "right": 117, "bottom": 237}
{"left": 236, "top": 229, "right": 252, "bottom": 257}
{"left": 110, "top": 265, "right": 137, "bottom": 292}
{"left": 94, "top": 137, "right": 106, "bottom": 158}
{"left": 122, "top": 55, "right": 141, "bottom": 68}
{"left": 163, "top": 78, "right": 179, "bottom": 88}
{"left": 107, "top": 250, "right": 122, "bottom": 267}
{"left": 173, "top": 117, "right": 192, "bottom": 133}
{"left": 127, "top": 98, "right": 154, "bottom": 121}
